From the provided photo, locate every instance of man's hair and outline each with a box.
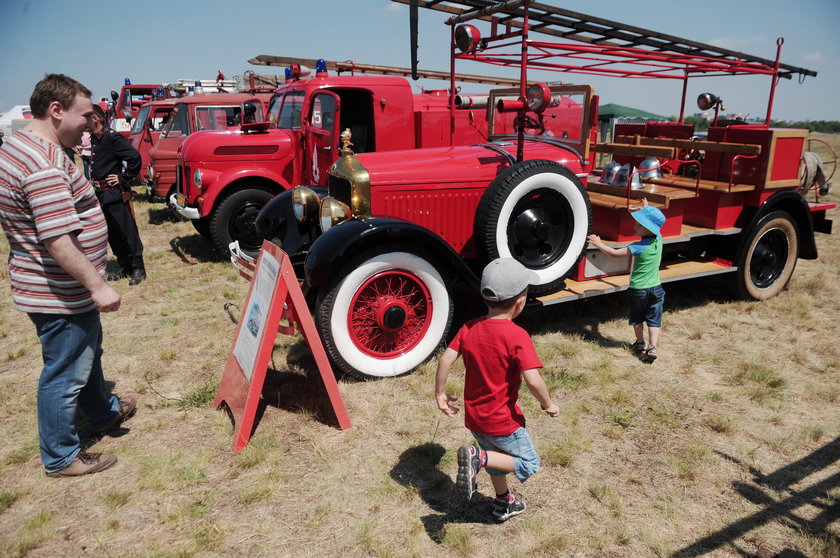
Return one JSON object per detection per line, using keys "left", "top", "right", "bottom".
{"left": 29, "top": 74, "right": 92, "bottom": 118}
{"left": 484, "top": 286, "right": 528, "bottom": 310}
{"left": 91, "top": 104, "right": 106, "bottom": 120}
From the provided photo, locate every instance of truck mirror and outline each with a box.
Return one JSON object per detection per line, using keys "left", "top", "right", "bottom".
{"left": 123, "top": 110, "right": 133, "bottom": 123}
{"left": 243, "top": 102, "right": 257, "bottom": 123}
{"left": 111, "top": 90, "right": 119, "bottom": 102}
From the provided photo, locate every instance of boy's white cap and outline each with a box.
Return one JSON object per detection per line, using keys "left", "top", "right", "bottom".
{"left": 480, "top": 257, "right": 540, "bottom": 302}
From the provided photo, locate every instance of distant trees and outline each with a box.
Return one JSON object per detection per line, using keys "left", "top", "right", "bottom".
{"left": 664, "top": 117, "right": 839, "bottom": 134}
{"left": 771, "top": 121, "right": 840, "bottom": 133}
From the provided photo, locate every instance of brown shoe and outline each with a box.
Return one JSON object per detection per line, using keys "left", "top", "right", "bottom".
{"left": 98, "top": 396, "right": 137, "bottom": 434}
{"left": 47, "top": 452, "right": 117, "bottom": 477}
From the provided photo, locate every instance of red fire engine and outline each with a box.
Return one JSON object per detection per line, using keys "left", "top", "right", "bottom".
{"left": 232, "top": 1, "right": 834, "bottom": 380}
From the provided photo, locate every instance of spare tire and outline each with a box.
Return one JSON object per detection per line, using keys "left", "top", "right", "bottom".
{"left": 475, "top": 159, "right": 591, "bottom": 296}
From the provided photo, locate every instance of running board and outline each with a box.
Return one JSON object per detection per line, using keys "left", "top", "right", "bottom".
{"left": 534, "top": 259, "right": 736, "bottom": 306}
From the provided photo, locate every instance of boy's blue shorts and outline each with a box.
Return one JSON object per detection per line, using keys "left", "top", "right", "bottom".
{"left": 472, "top": 426, "right": 540, "bottom": 482}
{"left": 628, "top": 285, "right": 665, "bottom": 327}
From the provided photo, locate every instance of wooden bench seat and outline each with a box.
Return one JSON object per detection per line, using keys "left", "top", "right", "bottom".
{"left": 591, "top": 142, "right": 677, "bottom": 158}
{"left": 587, "top": 178, "right": 696, "bottom": 209}
{"left": 613, "top": 135, "right": 762, "bottom": 156}
{"left": 646, "top": 175, "right": 756, "bottom": 193}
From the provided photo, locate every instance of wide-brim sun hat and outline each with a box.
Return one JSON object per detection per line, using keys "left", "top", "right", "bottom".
{"left": 631, "top": 205, "right": 666, "bottom": 237}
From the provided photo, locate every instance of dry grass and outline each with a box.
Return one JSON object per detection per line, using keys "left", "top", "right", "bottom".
{"left": 0, "top": 133, "right": 838, "bottom": 557}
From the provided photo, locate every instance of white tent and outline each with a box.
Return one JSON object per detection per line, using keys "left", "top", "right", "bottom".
{"left": 0, "top": 105, "right": 33, "bottom": 139}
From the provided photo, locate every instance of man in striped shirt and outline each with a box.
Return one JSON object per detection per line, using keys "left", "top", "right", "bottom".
{"left": 0, "top": 74, "right": 137, "bottom": 477}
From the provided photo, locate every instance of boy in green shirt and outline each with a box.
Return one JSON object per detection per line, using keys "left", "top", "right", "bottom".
{"left": 588, "top": 199, "right": 666, "bottom": 363}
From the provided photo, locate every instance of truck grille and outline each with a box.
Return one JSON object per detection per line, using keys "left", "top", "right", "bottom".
{"left": 175, "top": 164, "right": 182, "bottom": 195}
{"left": 328, "top": 175, "right": 352, "bottom": 207}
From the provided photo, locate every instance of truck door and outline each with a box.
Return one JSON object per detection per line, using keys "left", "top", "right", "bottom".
{"left": 303, "top": 91, "right": 341, "bottom": 186}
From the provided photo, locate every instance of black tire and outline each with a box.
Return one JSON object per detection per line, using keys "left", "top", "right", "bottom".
{"left": 192, "top": 216, "right": 211, "bottom": 239}
{"left": 731, "top": 211, "right": 799, "bottom": 300}
{"left": 315, "top": 249, "right": 453, "bottom": 380}
{"left": 475, "top": 159, "right": 591, "bottom": 296}
{"left": 209, "top": 188, "right": 275, "bottom": 257}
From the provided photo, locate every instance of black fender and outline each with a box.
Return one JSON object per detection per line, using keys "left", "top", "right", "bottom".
{"left": 305, "top": 217, "right": 480, "bottom": 297}
{"left": 255, "top": 186, "right": 328, "bottom": 267}
{"left": 735, "top": 191, "right": 818, "bottom": 262}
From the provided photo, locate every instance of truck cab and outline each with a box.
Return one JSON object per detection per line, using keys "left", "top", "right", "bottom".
{"left": 109, "top": 81, "right": 171, "bottom": 137}
{"left": 145, "top": 92, "right": 270, "bottom": 205}
{"left": 130, "top": 99, "right": 178, "bottom": 183}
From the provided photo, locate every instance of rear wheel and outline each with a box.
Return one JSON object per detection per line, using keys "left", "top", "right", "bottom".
{"left": 731, "top": 211, "right": 799, "bottom": 300}
{"left": 475, "top": 159, "right": 591, "bottom": 296}
{"left": 209, "top": 188, "right": 275, "bottom": 257}
{"left": 316, "top": 249, "right": 453, "bottom": 380}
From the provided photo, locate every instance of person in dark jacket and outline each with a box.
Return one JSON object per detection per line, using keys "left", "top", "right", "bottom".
{"left": 90, "top": 104, "right": 146, "bottom": 285}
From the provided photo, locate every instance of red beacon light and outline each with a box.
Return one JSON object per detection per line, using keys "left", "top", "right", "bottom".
{"left": 454, "top": 24, "right": 481, "bottom": 54}
{"left": 285, "top": 63, "right": 313, "bottom": 83}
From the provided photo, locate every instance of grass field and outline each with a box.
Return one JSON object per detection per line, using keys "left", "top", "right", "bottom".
{"left": 0, "top": 134, "right": 838, "bottom": 558}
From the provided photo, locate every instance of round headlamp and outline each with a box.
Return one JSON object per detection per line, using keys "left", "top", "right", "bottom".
{"left": 292, "top": 186, "right": 320, "bottom": 222}
{"left": 454, "top": 24, "right": 481, "bottom": 54}
{"left": 193, "top": 168, "right": 202, "bottom": 190}
{"left": 319, "top": 197, "right": 351, "bottom": 233}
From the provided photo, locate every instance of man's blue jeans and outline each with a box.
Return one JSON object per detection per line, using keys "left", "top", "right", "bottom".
{"left": 29, "top": 311, "right": 119, "bottom": 473}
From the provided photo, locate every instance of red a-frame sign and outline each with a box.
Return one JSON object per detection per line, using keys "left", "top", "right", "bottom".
{"left": 215, "top": 241, "right": 352, "bottom": 454}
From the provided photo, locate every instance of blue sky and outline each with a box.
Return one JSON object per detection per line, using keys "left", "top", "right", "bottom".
{"left": 1, "top": 0, "right": 837, "bottom": 121}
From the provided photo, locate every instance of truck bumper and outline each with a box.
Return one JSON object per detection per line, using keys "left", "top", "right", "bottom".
{"left": 229, "top": 240, "right": 257, "bottom": 281}
{"left": 169, "top": 193, "right": 201, "bottom": 220}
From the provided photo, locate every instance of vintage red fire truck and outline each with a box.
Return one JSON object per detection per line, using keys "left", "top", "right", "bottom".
{"left": 171, "top": 59, "right": 528, "bottom": 256}
{"left": 108, "top": 80, "right": 172, "bottom": 137}
{"left": 144, "top": 92, "right": 271, "bottom": 206}
{"left": 231, "top": 0, "right": 835, "bottom": 381}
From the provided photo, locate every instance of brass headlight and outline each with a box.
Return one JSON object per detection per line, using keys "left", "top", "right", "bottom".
{"left": 319, "top": 197, "right": 351, "bottom": 233}
{"left": 292, "top": 186, "right": 320, "bottom": 222}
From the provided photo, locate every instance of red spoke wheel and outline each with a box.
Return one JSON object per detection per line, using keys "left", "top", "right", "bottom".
{"left": 317, "top": 250, "right": 452, "bottom": 379}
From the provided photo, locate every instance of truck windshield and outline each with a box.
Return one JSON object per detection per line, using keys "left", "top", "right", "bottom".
{"left": 276, "top": 91, "right": 305, "bottom": 129}
{"left": 130, "top": 106, "right": 151, "bottom": 135}
{"left": 161, "top": 105, "right": 189, "bottom": 138}
{"left": 194, "top": 105, "right": 242, "bottom": 131}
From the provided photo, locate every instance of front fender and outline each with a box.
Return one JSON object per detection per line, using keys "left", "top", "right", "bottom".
{"left": 257, "top": 187, "right": 328, "bottom": 271}
{"left": 736, "top": 191, "right": 818, "bottom": 261}
{"left": 305, "top": 218, "right": 480, "bottom": 292}
{"left": 196, "top": 166, "right": 292, "bottom": 217}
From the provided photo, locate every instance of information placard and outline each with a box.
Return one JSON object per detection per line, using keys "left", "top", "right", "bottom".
{"left": 215, "top": 241, "right": 351, "bottom": 453}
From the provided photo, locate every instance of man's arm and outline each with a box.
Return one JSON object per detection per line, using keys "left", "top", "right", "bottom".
{"left": 112, "top": 133, "right": 142, "bottom": 178}
{"left": 522, "top": 368, "right": 559, "bottom": 417}
{"left": 43, "top": 233, "right": 120, "bottom": 312}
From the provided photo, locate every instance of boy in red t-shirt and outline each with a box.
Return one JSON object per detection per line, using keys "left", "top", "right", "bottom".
{"left": 435, "top": 258, "right": 559, "bottom": 522}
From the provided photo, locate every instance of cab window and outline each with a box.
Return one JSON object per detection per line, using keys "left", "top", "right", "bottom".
{"left": 130, "top": 106, "right": 151, "bottom": 135}
{"left": 309, "top": 93, "right": 336, "bottom": 131}
{"left": 161, "top": 105, "right": 189, "bottom": 138}
{"left": 276, "top": 91, "right": 305, "bottom": 129}
{"left": 195, "top": 105, "right": 242, "bottom": 131}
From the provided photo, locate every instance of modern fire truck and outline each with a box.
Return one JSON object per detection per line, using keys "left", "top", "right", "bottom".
{"left": 232, "top": 0, "right": 834, "bottom": 380}
{"left": 171, "top": 58, "right": 530, "bottom": 256}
